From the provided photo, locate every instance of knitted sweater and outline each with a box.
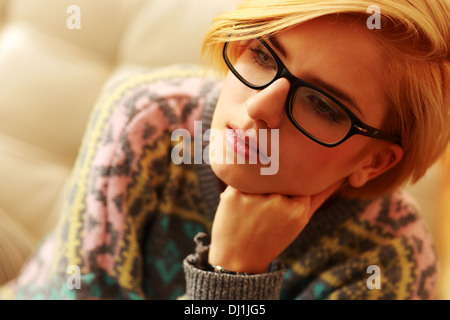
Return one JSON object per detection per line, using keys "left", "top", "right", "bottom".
{"left": 0, "top": 65, "right": 438, "bottom": 300}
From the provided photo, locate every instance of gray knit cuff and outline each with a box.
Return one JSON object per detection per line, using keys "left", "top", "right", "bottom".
{"left": 183, "top": 233, "right": 285, "bottom": 300}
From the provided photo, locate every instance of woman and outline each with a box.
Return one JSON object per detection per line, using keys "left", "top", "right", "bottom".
{"left": 1, "top": 0, "right": 448, "bottom": 299}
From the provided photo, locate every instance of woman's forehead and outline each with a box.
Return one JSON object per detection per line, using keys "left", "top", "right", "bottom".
{"left": 272, "top": 17, "right": 386, "bottom": 123}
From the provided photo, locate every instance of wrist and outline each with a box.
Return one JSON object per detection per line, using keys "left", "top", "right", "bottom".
{"left": 206, "top": 263, "right": 249, "bottom": 275}
{"left": 208, "top": 247, "right": 270, "bottom": 274}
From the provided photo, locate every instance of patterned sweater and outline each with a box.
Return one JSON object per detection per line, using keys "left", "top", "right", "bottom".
{"left": 0, "top": 65, "right": 438, "bottom": 300}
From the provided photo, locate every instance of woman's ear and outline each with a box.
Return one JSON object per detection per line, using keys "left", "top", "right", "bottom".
{"left": 348, "top": 143, "right": 403, "bottom": 188}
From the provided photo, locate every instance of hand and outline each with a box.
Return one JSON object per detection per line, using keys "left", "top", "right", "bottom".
{"left": 208, "top": 182, "right": 342, "bottom": 274}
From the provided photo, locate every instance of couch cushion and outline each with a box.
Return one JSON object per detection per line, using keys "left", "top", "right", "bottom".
{"left": 0, "top": 23, "right": 111, "bottom": 159}
{"left": 0, "top": 208, "right": 36, "bottom": 286}
{"left": 6, "top": 0, "right": 141, "bottom": 61}
{"left": 117, "top": 0, "right": 238, "bottom": 68}
{"left": 0, "top": 132, "right": 71, "bottom": 240}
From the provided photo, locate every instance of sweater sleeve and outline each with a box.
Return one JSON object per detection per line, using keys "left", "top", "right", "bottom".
{"left": 183, "top": 233, "right": 285, "bottom": 300}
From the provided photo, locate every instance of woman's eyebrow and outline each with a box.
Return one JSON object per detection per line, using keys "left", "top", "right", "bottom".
{"left": 308, "top": 75, "right": 364, "bottom": 117}
{"left": 268, "top": 36, "right": 364, "bottom": 117}
{"left": 268, "top": 37, "right": 288, "bottom": 60}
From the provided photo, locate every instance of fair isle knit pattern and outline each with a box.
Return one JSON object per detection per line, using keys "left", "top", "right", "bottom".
{"left": 0, "top": 65, "right": 438, "bottom": 300}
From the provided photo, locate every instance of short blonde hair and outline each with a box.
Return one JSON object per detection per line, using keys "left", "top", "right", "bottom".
{"left": 202, "top": 0, "right": 450, "bottom": 198}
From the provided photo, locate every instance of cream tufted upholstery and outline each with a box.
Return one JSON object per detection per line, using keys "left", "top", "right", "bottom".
{"left": 0, "top": 0, "right": 448, "bottom": 298}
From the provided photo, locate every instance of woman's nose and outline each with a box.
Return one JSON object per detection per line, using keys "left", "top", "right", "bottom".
{"left": 245, "top": 78, "right": 291, "bottom": 129}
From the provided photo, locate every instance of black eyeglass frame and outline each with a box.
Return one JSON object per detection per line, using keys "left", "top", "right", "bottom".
{"left": 222, "top": 37, "right": 401, "bottom": 148}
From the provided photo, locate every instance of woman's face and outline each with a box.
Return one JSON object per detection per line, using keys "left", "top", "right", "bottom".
{"left": 210, "top": 17, "right": 395, "bottom": 196}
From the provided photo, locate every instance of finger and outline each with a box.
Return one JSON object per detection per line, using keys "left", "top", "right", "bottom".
{"left": 220, "top": 185, "right": 239, "bottom": 200}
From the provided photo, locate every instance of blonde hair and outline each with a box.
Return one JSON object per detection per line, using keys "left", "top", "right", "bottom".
{"left": 202, "top": 0, "right": 450, "bottom": 198}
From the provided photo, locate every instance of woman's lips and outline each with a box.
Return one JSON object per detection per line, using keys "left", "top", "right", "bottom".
{"left": 225, "top": 126, "right": 269, "bottom": 163}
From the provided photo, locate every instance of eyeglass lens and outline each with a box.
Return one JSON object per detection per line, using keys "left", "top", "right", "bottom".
{"left": 225, "top": 39, "right": 353, "bottom": 144}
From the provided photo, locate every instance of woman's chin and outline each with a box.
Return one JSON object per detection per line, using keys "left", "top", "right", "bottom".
{"left": 211, "top": 163, "right": 265, "bottom": 193}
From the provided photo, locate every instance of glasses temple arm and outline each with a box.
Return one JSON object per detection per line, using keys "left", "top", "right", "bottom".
{"left": 354, "top": 124, "right": 402, "bottom": 145}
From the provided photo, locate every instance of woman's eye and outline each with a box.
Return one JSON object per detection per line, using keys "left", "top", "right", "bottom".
{"left": 307, "top": 95, "right": 344, "bottom": 123}
{"left": 250, "top": 47, "right": 276, "bottom": 70}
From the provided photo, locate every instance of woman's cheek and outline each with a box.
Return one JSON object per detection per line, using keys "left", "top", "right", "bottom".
{"left": 276, "top": 147, "right": 340, "bottom": 195}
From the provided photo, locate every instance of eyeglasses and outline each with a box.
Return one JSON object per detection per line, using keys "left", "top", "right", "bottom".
{"left": 223, "top": 37, "right": 401, "bottom": 147}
